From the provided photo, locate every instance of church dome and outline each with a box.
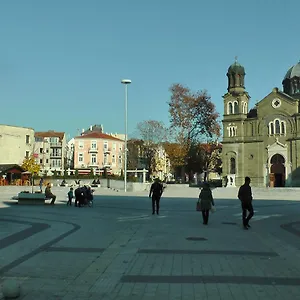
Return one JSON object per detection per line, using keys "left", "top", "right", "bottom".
{"left": 284, "top": 62, "right": 300, "bottom": 79}
{"left": 228, "top": 61, "right": 245, "bottom": 75}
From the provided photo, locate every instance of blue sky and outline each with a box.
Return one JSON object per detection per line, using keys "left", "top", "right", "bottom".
{"left": 0, "top": 0, "right": 299, "bottom": 141}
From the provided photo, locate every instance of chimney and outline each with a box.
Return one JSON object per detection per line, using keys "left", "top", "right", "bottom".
{"left": 100, "top": 124, "right": 103, "bottom": 133}
{"left": 90, "top": 125, "right": 93, "bottom": 131}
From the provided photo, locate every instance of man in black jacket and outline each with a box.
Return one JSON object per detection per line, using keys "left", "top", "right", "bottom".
{"left": 238, "top": 176, "right": 254, "bottom": 230}
{"left": 149, "top": 178, "right": 164, "bottom": 215}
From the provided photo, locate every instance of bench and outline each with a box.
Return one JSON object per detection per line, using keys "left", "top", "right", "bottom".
{"left": 16, "top": 192, "right": 52, "bottom": 205}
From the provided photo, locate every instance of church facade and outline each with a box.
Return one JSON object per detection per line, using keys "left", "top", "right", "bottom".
{"left": 222, "top": 60, "right": 300, "bottom": 187}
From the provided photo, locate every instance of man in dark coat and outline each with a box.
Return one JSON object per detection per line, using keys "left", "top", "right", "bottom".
{"left": 75, "top": 187, "right": 84, "bottom": 207}
{"left": 238, "top": 176, "right": 254, "bottom": 230}
{"left": 149, "top": 178, "right": 164, "bottom": 215}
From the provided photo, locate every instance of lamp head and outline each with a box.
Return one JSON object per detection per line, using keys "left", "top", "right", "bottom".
{"left": 121, "top": 79, "right": 132, "bottom": 84}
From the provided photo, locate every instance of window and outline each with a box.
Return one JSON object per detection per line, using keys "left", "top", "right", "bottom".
{"left": 227, "top": 101, "right": 240, "bottom": 114}
{"left": 50, "top": 137, "right": 59, "bottom": 143}
{"left": 25, "top": 151, "right": 30, "bottom": 158}
{"left": 112, "top": 143, "right": 116, "bottom": 151}
{"left": 52, "top": 149, "right": 61, "bottom": 157}
{"left": 228, "top": 102, "right": 233, "bottom": 114}
{"left": 39, "top": 148, "right": 43, "bottom": 154}
{"left": 78, "top": 153, "right": 83, "bottom": 162}
{"left": 46, "top": 149, "right": 49, "bottom": 153}
{"left": 51, "top": 159, "right": 61, "bottom": 167}
{"left": 104, "top": 154, "right": 108, "bottom": 164}
{"left": 112, "top": 155, "right": 116, "bottom": 164}
{"left": 234, "top": 102, "right": 239, "bottom": 114}
{"left": 275, "top": 120, "right": 280, "bottom": 134}
{"left": 46, "top": 159, "right": 49, "bottom": 163}
{"left": 40, "top": 159, "right": 43, "bottom": 164}
{"left": 268, "top": 118, "right": 286, "bottom": 136}
{"left": 227, "top": 123, "right": 237, "bottom": 137}
{"left": 118, "top": 155, "right": 122, "bottom": 165}
{"left": 230, "top": 157, "right": 236, "bottom": 174}
{"left": 91, "top": 141, "right": 97, "bottom": 149}
{"left": 78, "top": 141, "right": 84, "bottom": 149}
{"left": 119, "top": 144, "right": 123, "bottom": 151}
{"left": 26, "top": 135, "right": 30, "bottom": 144}
{"left": 91, "top": 154, "right": 97, "bottom": 164}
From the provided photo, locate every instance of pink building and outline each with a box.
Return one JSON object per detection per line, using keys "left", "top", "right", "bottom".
{"left": 74, "top": 132, "right": 125, "bottom": 175}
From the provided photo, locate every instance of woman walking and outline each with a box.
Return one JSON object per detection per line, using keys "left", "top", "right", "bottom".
{"left": 199, "top": 182, "right": 215, "bottom": 225}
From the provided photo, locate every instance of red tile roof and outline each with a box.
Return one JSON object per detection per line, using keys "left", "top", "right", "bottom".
{"left": 35, "top": 131, "right": 65, "bottom": 141}
{"left": 75, "top": 132, "right": 124, "bottom": 141}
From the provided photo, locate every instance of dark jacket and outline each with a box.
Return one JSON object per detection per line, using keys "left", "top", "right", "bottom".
{"left": 149, "top": 182, "right": 163, "bottom": 199}
{"left": 199, "top": 187, "right": 214, "bottom": 210}
{"left": 238, "top": 184, "right": 253, "bottom": 204}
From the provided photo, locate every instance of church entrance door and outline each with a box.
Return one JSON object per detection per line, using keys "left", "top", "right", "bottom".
{"left": 270, "top": 154, "right": 285, "bottom": 187}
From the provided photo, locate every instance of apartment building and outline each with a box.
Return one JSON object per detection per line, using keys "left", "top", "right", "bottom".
{"left": 34, "top": 131, "right": 66, "bottom": 174}
{"left": 74, "top": 131, "right": 125, "bottom": 175}
{"left": 0, "top": 124, "right": 35, "bottom": 165}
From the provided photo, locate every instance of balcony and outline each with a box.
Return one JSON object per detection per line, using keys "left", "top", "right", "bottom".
{"left": 103, "top": 148, "right": 111, "bottom": 154}
{"left": 89, "top": 147, "right": 98, "bottom": 153}
{"left": 88, "top": 161, "right": 99, "bottom": 167}
{"left": 50, "top": 142, "right": 62, "bottom": 147}
{"left": 50, "top": 153, "right": 62, "bottom": 158}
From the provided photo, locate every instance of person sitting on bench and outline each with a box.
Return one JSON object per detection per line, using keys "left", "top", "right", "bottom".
{"left": 45, "top": 183, "right": 56, "bottom": 205}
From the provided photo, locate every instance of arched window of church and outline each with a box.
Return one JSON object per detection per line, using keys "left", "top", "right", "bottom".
{"left": 281, "top": 121, "right": 285, "bottom": 134}
{"left": 228, "top": 102, "right": 233, "bottom": 114}
{"left": 234, "top": 102, "right": 239, "bottom": 114}
{"left": 269, "top": 122, "right": 274, "bottom": 135}
{"left": 230, "top": 157, "right": 236, "bottom": 174}
{"left": 275, "top": 120, "right": 280, "bottom": 134}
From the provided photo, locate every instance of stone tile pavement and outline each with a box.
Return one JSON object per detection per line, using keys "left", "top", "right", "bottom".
{"left": 1, "top": 186, "right": 300, "bottom": 299}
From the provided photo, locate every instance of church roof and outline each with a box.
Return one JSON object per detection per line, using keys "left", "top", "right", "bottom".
{"left": 284, "top": 62, "right": 300, "bottom": 79}
{"left": 227, "top": 60, "right": 245, "bottom": 75}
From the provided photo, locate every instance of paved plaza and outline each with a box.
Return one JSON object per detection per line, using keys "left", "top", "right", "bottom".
{"left": 1, "top": 185, "right": 300, "bottom": 299}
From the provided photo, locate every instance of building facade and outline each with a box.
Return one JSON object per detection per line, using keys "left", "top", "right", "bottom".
{"left": 222, "top": 59, "right": 300, "bottom": 187}
{"left": 0, "top": 124, "right": 35, "bottom": 165}
{"left": 34, "top": 131, "right": 66, "bottom": 174}
{"left": 73, "top": 131, "right": 125, "bottom": 175}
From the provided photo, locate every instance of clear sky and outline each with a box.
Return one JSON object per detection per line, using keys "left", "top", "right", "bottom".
{"left": 1, "top": 0, "right": 299, "bottom": 141}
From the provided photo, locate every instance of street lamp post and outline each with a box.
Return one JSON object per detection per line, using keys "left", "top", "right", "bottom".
{"left": 121, "top": 79, "right": 131, "bottom": 192}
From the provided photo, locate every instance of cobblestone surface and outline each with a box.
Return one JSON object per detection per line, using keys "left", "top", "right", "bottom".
{"left": 1, "top": 186, "right": 300, "bottom": 299}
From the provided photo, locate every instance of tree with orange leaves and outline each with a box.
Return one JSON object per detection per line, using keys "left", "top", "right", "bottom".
{"left": 168, "top": 84, "right": 221, "bottom": 180}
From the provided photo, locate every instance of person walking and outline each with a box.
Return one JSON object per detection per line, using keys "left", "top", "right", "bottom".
{"left": 39, "top": 177, "right": 44, "bottom": 192}
{"left": 45, "top": 183, "right": 56, "bottom": 205}
{"left": 199, "top": 182, "right": 215, "bottom": 225}
{"left": 149, "top": 178, "right": 163, "bottom": 215}
{"left": 238, "top": 176, "right": 254, "bottom": 230}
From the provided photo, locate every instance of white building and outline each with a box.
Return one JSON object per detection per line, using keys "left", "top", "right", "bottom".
{"left": 34, "top": 131, "right": 67, "bottom": 174}
{"left": 0, "top": 124, "right": 35, "bottom": 165}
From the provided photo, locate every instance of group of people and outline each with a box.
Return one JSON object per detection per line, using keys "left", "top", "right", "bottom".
{"left": 67, "top": 185, "right": 94, "bottom": 207}
{"left": 39, "top": 177, "right": 94, "bottom": 207}
{"left": 150, "top": 176, "right": 254, "bottom": 230}
{"left": 198, "top": 176, "right": 254, "bottom": 229}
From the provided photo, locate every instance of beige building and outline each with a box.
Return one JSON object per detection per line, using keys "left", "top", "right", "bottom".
{"left": 222, "top": 59, "right": 300, "bottom": 187}
{"left": 0, "top": 124, "right": 35, "bottom": 165}
{"left": 74, "top": 131, "right": 125, "bottom": 174}
{"left": 34, "top": 131, "right": 66, "bottom": 174}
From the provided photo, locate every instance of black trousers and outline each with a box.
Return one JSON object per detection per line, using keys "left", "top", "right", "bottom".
{"left": 152, "top": 196, "right": 160, "bottom": 213}
{"left": 202, "top": 209, "right": 209, "bottom": 224}
{"left": 242, "top": 202, "right": 254, "bottom": 226}
{"left": 67, "top": 195, "right": 72, "bottom": 205}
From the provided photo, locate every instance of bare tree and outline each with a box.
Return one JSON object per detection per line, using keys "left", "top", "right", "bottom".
{"left": 136, "top": 120, "right": 167, "bottom": 178}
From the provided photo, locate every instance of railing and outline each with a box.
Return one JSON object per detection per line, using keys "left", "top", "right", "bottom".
{"left": 50, "top": 142, "right": 62, "bottom": 147}
{"left": 88, "top": 161, "right": 99, "bottom": 167}
{"left": 89, "top": 147, "right": 98, "bottom": 153}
